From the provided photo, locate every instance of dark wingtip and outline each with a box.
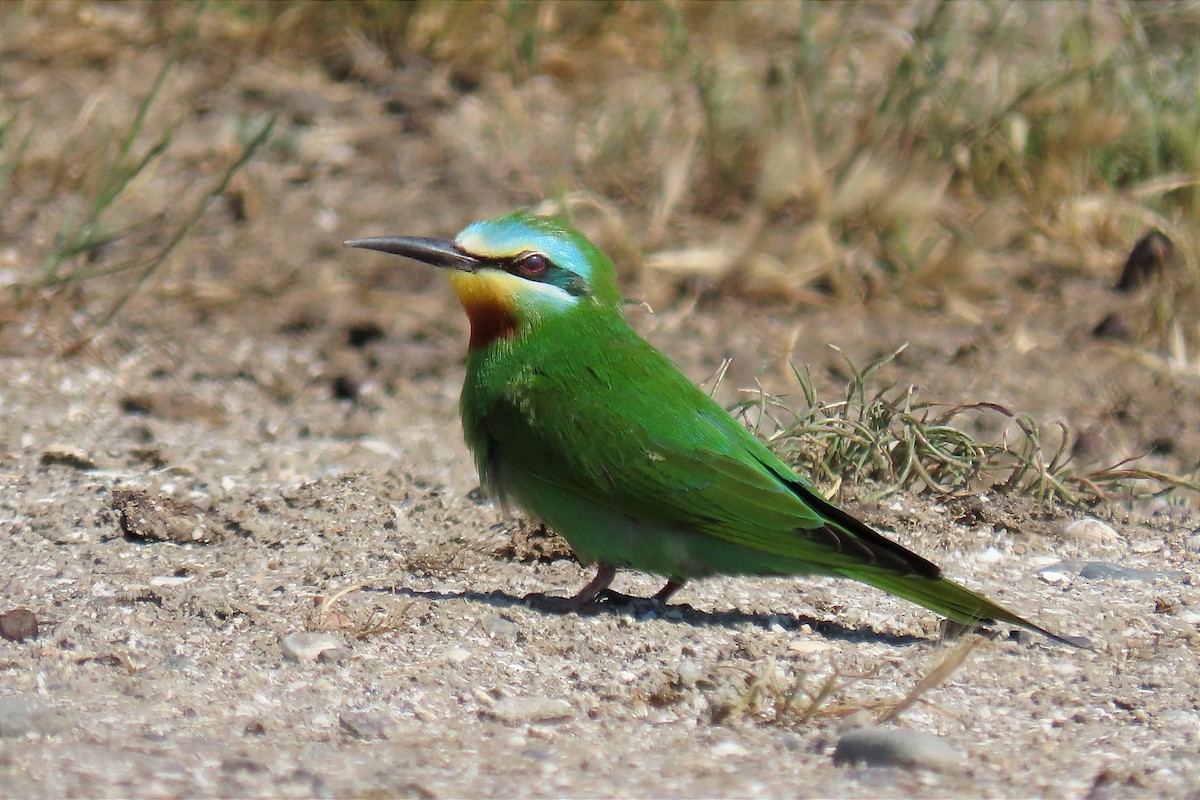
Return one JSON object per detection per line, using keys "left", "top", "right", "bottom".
{"left": 1055, "top": 633, "right": 1096, "bottom": 651}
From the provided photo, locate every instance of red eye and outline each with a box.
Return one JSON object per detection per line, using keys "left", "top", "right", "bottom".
{"left": 515, "top": 253, "right": 548, "bottom": 279}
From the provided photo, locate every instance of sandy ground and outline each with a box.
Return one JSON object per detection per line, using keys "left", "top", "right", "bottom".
{"left": 2, "top": 294, "right": 1198, "bottom": 798}
{"left": 2, "top": 6, "right": 1199, "bottom": 798}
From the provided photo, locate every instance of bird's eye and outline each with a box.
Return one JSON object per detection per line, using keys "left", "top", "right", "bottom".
{"left": 514, "top": 253, "right": 549, "bottom": 279}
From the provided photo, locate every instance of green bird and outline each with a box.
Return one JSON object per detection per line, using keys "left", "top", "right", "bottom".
{"left": 347, "top": 212, "right": 1086, "bottom": 648}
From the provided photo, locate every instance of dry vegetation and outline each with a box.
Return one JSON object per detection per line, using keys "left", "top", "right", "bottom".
{"left": 1, "top": 0, "right": 1198, "bottom": 500}
{"left": 228, "top": 2, "right": 1200, "bottom": 304}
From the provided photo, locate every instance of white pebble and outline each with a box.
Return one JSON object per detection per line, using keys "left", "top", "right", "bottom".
{"left": 279, "top": 632, "right": 343, "bottom": 663}
{"left": 487, "top": 696, "right": 572, "bottom": 724}
{"left": 1063, "top": 518, "right": 1119, "bottom": 546}
{"left": 978, "top": 547, "right": 1003, "bottom": 564}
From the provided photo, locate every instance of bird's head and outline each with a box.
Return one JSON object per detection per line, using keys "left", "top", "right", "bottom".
{"left": 346, "top": 212, "right": 622, "bottom": 349}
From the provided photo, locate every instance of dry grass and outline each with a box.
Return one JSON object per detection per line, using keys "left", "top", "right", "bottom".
{"left": 4, "top": 2, "right": 1197, "bottom": 327}
{"left": 715, "top": 634, "right": 986, "bottom": 727}
{"left": 731, "top": 345, "right": 1200, "bottom": 505}
{"left": 219, "top": 2, "right": 1198, "bottom": 360}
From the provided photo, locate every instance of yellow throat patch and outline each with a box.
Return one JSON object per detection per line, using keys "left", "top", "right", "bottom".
{"left": 447, "top": 270, "right": 521, "bottom": 349}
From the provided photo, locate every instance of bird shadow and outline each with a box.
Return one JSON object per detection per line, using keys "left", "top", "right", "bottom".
{"left": 374, "top": 585, "right": 931, "bottom": 647}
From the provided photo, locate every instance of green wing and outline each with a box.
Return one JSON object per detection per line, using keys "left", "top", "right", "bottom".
{"left": 471, "top": 313, "right": 939, "bottom": 579}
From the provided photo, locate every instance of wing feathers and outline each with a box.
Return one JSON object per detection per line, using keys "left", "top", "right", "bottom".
{"left": 756, "top": 458, "right": 942, "bottom": 580}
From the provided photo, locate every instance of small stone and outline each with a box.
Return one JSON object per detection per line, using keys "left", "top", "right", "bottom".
{"left": 677, "top": 659, "right": 701, "bottom": 687}
{"left": 112, "top": 490, "right": 222, "bottom": 544}
{"left": 280, "top": 632, "right": 343, "bottom": 662}
{"left": 977, "top": 546, "right": 1003, "bottom": 564}
{"left": 149, "top": 575, "right": 194, "bottom": 587}
{"left": 0, "top": 608, "right": 39, "bottom": 642}
{"left": 40, "top": 446, "right": 97, "bottom": 470}
{"left": 710, "top": 740, "right": 748, "bottom": 758}
{"left": 1039, "top": 569, "right": 1068, "bottom": 585}
{"left": 789, "top": 640, "right": 834, "bottom": 655}
{"left": 1063, "top": 518, "right": 1119, "bottom": 546}
{"left": 486, "top": 696, "right": 572, "bottom": 724}
{"left": 339, "top": 710, "right": 392, "bottom": 740}
{"left": 483, "top": 616, "right": 519, "bottom": 637}
{"left": 833, "top": 726, "right": 963, "bottom": 772}
{"left": 443, "top": 646, "right": 471, "bottom": 663}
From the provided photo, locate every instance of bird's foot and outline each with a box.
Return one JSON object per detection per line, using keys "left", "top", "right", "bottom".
{"left": 524, "top": 564, "right": 618, "bottom": 613}
{"left": 523, "top": 568, "right": 690, "bottom": 615}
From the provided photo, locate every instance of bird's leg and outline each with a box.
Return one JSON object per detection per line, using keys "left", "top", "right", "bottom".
{"left": 525, "top": 563, "right": 617, "bottom": 613}
{"left": 596, "top": 576, "right": 687, "bottom": 606}
{"left": 650, "top": 578, "right": 686, "bottom": 604}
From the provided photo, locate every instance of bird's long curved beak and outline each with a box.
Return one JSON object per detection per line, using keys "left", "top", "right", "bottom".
{"left": 343, "top": 236, "right": 480, "bottom": 272}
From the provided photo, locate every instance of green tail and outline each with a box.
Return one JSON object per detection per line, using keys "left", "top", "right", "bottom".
{"left": 841, "top": 567, "right": 1092, "bottom": 649}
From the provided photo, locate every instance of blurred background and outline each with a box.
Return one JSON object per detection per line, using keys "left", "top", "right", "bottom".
{"left": 1, "top": 0, "right": 1198, "bottom": 500}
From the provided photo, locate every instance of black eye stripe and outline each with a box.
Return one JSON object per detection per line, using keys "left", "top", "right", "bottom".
{"left": 486, "top": 252, "right": 591, "bottom": 297}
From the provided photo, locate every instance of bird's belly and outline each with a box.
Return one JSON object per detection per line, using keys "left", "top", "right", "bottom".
{"left": 492, "top": 462, "right": 825, "bottom": 580}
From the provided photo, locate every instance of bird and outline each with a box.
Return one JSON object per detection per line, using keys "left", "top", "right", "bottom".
{"left": 346, "top": 211, "right": 1087, "bottom": 648}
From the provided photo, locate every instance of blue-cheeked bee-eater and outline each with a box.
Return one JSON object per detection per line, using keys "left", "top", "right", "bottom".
{"left": 347, "top": 212, "right": 1087, "bottom": 648}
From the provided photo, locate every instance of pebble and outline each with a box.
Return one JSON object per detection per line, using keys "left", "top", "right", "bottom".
{"left": 1063, "top": 518, "right": 1120, "bottom": 546}
{"left": 483, "top": 616, "right": 519, "bottom": 637}
{"left": 339, "top": 710, "right": 392, "bottom": 740}
{"left": 710, "top": 740, "right": 748, "bottom": 758}
{"left": 149, "top": 575, "right": 195, "bottom": 587}
{"left": 40, "top": 445, "right": 97, "bottom": 470}
{"left": 280, "top": 632, "right": 343, "bottom": 662}
{"left": 0, "top": 608, "right": 39, "bottom": 642}
{"left": 1040, "top": 560, "right": 1185, "bottom": 583}
{"left": 443, "top": 646, "right": 471, "bottom": 663}
{"left": 486, "top": 696, "right": 572, "bottom": 724}
{"left": 112, "top": 490, "right": 222, "bottom": 544}
{"left": 977, "top": 546, "right": 1003, "bottom": 564}
{"left": 677, "top": 659, "right": 701, "bottom": 687}
{"left": 833, "top": 726, "right": 962, "bottom": 772}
